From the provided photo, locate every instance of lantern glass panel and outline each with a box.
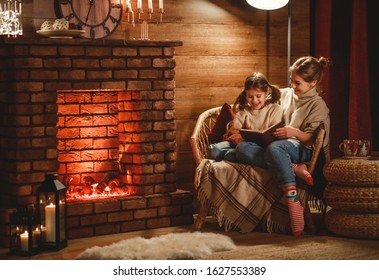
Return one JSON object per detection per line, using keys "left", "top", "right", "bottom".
{"left": 9, "top": 206, "right": 42, "bottom": 256}
{"left": 59, "top": 197, "right": 66, "bottom": 242}
{"left": 37, "top": 174, "right": 67, "bottom": 250}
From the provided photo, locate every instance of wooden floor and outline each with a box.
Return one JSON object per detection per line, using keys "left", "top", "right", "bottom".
{"left": 1, "top": 214, "right": 379, "bottom": 260}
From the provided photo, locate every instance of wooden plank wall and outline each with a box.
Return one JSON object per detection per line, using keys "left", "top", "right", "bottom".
{"left": 30, "top": 0, "right": 310, "bottom": 189}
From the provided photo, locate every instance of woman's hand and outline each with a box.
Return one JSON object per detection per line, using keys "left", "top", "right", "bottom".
{"left": 273, "top": 126, "right": 314, "bottom": 146}
{"left": 273, "top": 126, "right": 298, "bottom": 139}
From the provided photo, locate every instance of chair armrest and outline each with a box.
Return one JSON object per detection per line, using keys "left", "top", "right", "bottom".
{"left": 308, "top": 122, "right": 326, "bottom": 174}
{"left": 190, "top": 106, "right": 222, "bottom": 166}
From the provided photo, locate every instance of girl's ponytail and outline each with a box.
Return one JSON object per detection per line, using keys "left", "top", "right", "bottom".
{"left": 266, "top": 84, "right": 281, "bottom": 104}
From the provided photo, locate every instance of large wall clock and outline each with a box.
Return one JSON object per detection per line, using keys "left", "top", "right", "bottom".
{"left": 55, "top": 0, "right": 123, "bottom": 39}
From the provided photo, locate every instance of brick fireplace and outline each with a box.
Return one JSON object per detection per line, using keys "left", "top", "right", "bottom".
{"left": 0, "top": 37, "right": 194, "bottom": 247}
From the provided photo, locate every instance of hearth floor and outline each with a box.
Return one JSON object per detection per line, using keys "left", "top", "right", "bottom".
{"left": 1, "top": 214, "right": 379, "bottom": 260}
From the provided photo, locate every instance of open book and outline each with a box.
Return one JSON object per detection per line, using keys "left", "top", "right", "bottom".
{"left": 240, "top": 121, "right": 285, "bottom": 147}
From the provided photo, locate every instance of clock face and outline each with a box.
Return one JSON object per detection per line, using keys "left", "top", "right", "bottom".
{"left": 56, "top": 0, "right": 123, "bottom": 39}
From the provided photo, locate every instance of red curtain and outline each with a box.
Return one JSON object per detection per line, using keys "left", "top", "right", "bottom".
{"left": 313, "top": 0, "right": 373, "bottom": 158}
{"left": 348, "top": 0, "right": 372, "bottom": 140}
{"left": 313, "top": 0, "right": 332, "bottom": 107}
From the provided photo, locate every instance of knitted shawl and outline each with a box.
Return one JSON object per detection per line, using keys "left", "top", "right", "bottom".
{"left": 280, "top": 87, "right": 330, "bottom": 148}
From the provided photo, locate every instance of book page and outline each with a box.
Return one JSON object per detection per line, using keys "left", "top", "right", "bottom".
{"left": 240, "top": 121, "right": 284, "bottom": 147}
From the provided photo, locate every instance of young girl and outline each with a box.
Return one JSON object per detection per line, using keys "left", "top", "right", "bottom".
{"left": 207, "top": 72, "right": 282, "bottom": 167}
{"left": 265, "top": 56, "right": 331, "bottom": 237}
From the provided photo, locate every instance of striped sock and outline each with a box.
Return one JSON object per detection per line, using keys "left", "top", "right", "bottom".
{"left": 293, "top": 163, "right": 313, "bottom": 186}
{"left": 284, "top": 186, "right": 304, "bottom": 237}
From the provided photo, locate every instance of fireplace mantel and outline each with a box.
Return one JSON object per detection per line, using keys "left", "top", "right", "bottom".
{"left": 0, "top": 37, "right": 183, "bottom": 47}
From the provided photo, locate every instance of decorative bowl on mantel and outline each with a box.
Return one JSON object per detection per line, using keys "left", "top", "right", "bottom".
{"left": 36, "top": 29, "right": 85, "bottom": 39}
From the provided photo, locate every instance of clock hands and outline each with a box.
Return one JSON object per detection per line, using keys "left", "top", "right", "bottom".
{"left": 58, "top": 0, "right": 122, "bottom": 39}
{"left": 85, "top": 0, "right": 95, "bottom": 24}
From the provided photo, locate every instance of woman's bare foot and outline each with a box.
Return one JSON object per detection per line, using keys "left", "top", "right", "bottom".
{"left": 293, "top": 163, "right": 313, "bottom": 186}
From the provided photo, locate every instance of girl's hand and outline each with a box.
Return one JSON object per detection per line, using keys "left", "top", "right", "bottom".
{"left": 226, "top": 133, "right": 244, "bottom": 145}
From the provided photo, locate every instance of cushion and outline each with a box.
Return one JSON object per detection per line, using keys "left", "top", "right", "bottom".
{"left": 208, "top": 103, "right": 235, "bottom": 144}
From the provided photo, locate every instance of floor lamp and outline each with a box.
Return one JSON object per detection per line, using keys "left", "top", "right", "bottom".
{"left": 246, "top": 0, "right": 292, "bottom": 86}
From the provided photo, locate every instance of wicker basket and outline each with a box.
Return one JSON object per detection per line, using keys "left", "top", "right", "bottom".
{"left": 323, "top": 157, "right": 379, "bottom": 186}
{"left": 324, "top": 184, "right": 379, "bottom": 213}
{"left": 325, "top": 209, "right": 379, "bottom": 239}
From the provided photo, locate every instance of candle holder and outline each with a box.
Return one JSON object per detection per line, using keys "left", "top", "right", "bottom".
{"left": 124, "top": 0, "right": 164, "bottom": 40}
{"left": 37, "top": 174, "right": 67, "bottom": 251}
{"left": 0, "top": 0, "right": 23, "bottom": 37}
{"left": 9, "top": 205, "right": 42, "bottom": 256}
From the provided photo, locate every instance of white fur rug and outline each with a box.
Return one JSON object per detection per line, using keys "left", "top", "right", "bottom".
{"left": 76, "top": 232, "right": 236, "bottom": 260}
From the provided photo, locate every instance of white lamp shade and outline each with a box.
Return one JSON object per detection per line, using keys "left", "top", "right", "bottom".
{"left": 246, "top": 0, "right": 289, "bottom": 10}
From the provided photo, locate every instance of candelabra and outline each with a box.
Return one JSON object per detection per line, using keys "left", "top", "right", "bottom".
{"left": 124, "top": 0, "right": 164, "bottom": 40}
{"left": 0, "top": 0, "right": 22, "bottom": 37}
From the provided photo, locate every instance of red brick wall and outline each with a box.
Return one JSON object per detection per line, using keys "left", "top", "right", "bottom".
{"left": 66, "top": 190, "right": 193, "bottom": 240}
{"left": 0, "top": 38, "right": 182, "bottom": 207}
{"left": 57, "top": 89, "right": 177, "bottom": 195}
{"left": 57, "top": 90, "right": 120, "bottom": 187}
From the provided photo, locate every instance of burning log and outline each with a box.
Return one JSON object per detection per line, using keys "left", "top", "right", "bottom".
{"left": 94, "top": 172, "right": 118, "bottom": 194}
{"left": 65, "top": 176, "right": 85, "bottom": 194}
{"left": 83, "top": 176, "right": 96, "bottom": 186}
{"left": 65, "top": 172, "right": 130, "bottom": 201}
{"left": 108, "top": 178, "right": 129, "bottom": 195}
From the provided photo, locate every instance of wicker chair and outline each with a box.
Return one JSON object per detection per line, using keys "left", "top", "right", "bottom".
{"left": 190, "top": 105, "right": 328, "bottom": 233}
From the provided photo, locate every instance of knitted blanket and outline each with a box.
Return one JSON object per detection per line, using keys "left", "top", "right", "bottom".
{"left": 195, "top": 159, "right": 291, "bottom": 234}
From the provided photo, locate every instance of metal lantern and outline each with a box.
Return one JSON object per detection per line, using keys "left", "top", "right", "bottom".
{"left": 37, "top": 174, "right": 67, "bottom": 250}
{"left": 9, "top": 205, "right": 42, "bottom": 256}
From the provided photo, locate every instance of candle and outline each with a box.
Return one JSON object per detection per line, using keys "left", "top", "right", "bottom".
{"left": 137, "top": 0, "right": 142, "bottom": 10}
{"left": 45, "top": 203, "right": 56, "bottom": 242}
{"left": 20, "top": 230, "right": 29, "bottom": 252}
{"left": 159, "top": 0, "right": 163, "bottom": 10}
{"left": 148, "top": 0, "right": 153, "bottom": 12}
{"left": 126, "top": 0, "right": 132, "bottom": 11}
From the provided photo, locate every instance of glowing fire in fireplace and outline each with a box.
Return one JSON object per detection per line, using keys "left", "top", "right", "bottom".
{"left": 64, "top": 172, "right": 136, "bottom": 202}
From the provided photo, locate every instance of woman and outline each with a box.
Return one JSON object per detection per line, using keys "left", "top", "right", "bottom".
{"left": 239, "top": 56, "right": 331, "bottom": 236}
{"left": 268, "top": 56, "right": 330, "bottom": 237}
